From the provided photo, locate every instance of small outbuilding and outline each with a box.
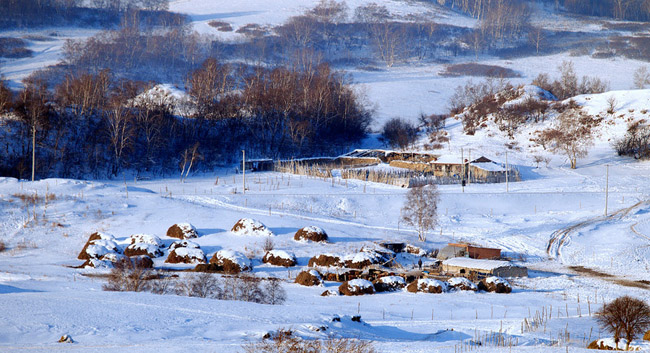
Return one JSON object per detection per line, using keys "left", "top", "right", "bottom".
{"left": 437, "top": 242, "right": 501, "bottom": 260}
{"left": 442, "top": 257, "right": 527, "bottom": 278}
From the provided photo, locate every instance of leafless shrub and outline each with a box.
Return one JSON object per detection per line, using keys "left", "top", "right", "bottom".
{"left": 613, "top": 119, "right": 650, "bottom": 159}
{"left": 606, "top": 95, "right": 618, "bottom": 115}
{"left": 596, "top": 296, "right": 650, "bottom": 350}
{"left": 262, "top": 237, "right": 275, "bottom": 252}
{"left": 175, "top": 273, "right": 222, "bottom": 298}
{"left": 264, "top": 278, "right": 287, "bottom": 305}
{"left": 532, "top": 61, "right": 609, "bottom": 100}
{"left": 103, "top": 258, "right": 159, "bottom": 292}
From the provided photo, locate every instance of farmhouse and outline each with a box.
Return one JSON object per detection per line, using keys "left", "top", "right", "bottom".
{"left": 437, "top": 242, "right": 501, "bottom": 260}
{"left": 442, "top": 257, "right": 528, "bottom": 278}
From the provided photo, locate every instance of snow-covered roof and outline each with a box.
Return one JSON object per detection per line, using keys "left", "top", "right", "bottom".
{"left": 470, "top": 162, "right": 506, "bottom": 172}
{"left": 443, "top": 257, "right": 519, "bottom": 271}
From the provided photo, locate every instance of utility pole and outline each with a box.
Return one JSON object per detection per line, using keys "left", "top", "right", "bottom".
{"left": 505, "top": 151, "right": 509, "bottom": 193}
{"left": 31, "top": 124, "right": 36, "bottom": 182}
{"left": 242, "top": 149, "right": 246, "bottom": 194}
{"left": 468, "top": 149, "right": 471, "bottom": 185}
{"left": 605, "top": 164, "right": 609, "bottom": 216}
{"left": 461, "top": 147, "right": 464, "bottom": 193}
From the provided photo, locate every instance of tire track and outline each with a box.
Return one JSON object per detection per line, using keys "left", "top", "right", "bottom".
{"left": 546, "top": 200, "right": 649, "bottom": 260}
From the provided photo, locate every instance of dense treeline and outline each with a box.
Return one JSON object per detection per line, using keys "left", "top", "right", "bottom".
{"left": 0, "top": 0, "right": 173, "bottom": 28}
{"left": 558, "top": 0, "right": 650, "bottom": 21}
{"left": 0, "top": 58, "right": 370, "bottom": 179}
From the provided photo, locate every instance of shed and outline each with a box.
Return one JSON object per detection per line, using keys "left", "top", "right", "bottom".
{"left": 437, "top": 243, "right": 501, "bottom": 260}
{"left": 442, "top": 258, "right": 527, "bottom": 278}
{"left": 448, "top": 242, "right": 501, "bottom": 260}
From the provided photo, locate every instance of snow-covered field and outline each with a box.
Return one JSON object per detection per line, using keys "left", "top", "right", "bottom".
{"left": 1, "top": 132, "right": 650, "bottom": 352}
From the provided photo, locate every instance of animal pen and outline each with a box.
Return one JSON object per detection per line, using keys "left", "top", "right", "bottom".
{"left": 269, "top": 150, "right": 519, "bottom": 188}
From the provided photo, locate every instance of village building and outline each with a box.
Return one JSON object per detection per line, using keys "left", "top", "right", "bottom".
{"left": 442, "top": 257, "right": 528, "bottom": 278}
{"left": 437, "top": 242, "right": 501, "bottom": 260}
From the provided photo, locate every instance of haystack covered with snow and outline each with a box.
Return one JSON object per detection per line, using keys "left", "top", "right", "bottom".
{"left": 295, "top": 270, "right": 323, "bottom": 286}
{"left": 231, "top": 218, "right": 275, "bottom": 237}
{"left": 128, "top": 234, "right": 164, "bottom": 248}
{"left": 447, "top": 277, "right": 478, "bottom": 291}
{"left": 167, "top": 223, "right": 199, "bottom": 239}
{"left": 166, "top": 247, "right": 206, "bottom": 264}
{"left": 262, "top": 250, "right": 297, "bottom": 267}
{"left": 308, "top": 254, "right": 342, "bottom": 268}
{"left": 339, "top": 279, "right": 375, "bottom": 296}
{"left": 210, "top": 250, "right": 252, "bottom": 274}
{"left": 343, "top": 249, "right": 391, "bottom": 269}
{"left": 78, "top": 232, "right": 119, "bottom": 260}
{"left": 478, "top": 276, "right": 512, "bottom": 293}
{"left": 407, "top": 278, "right": 448, "bottom": 294}
{"left": 373, "top": 276, "right": 406, "bottom": 292}
{"left": 294, "top": 226, "right": 328, "bottom": 242}
{"left": 124, "top": 243, "right": 164, "bottom": 258}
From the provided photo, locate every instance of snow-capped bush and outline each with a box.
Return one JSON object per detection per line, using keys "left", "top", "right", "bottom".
{"left": 168, "top": 240, "right": 200, "bottom": 251}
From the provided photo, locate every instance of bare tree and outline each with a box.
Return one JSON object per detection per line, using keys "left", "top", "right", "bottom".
{"left": 536, "top": 107, "right": 601, "bottom": 169}
{"left": 596, "top": 296, "right": 650, "bottom": 350}
{"left": 105, "top": 97, "right": 135, "bottom": 175}
{"left": 179, "top": 142, "right": 202, "bottom": 182}
{"left": 633, "top": 66, "right": 650, "bottom": 89}
{"left": 355, "top": 3, "right": 403, "bottom": 67}
{"left": 402, "top": 185, "right": 439, "bottom": 242}
{"left": 528, "top": 26, "right": 544, "bottom": 55}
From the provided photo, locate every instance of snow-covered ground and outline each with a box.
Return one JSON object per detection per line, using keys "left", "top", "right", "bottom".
{"left": 1, "top": 137, "right": 650, "bottom": 351}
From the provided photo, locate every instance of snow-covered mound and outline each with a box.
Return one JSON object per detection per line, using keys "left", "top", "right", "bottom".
{"left": 230, "top": 218, "right": 275, "bottom": 237}
{"left": 262, "top": 250, "right": 297, "bottom": 267}
{"left": 447, "top": 277, "right": 478, "bottom": 291}
{"left": 373, "top": 276, "right": 406, "bottom": 292}
{"left": 124, "top": 243, "right": 164, "bottom": 258}
{"left": 339, "top": 279, "right": 375, "bottom": 296}
{"left": 294, "top": 226, "right": 328, "bottom": 242}
{"left": 128, "top": 234, "right": 164, "bottom": 247}
{"left": 407, "top": 278, "right": 448, "bottom": 294}
{"left": 295, "top": 270, "right": 323, "bottom": 286}
{"left": 210, "top": 250, "right": 252, "bottom": 273}
{"left": 167, "top": 223, "right": 199, "bottom": 239}
{"left": 166, "top": 247, "right": 206, "bottom": 264}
